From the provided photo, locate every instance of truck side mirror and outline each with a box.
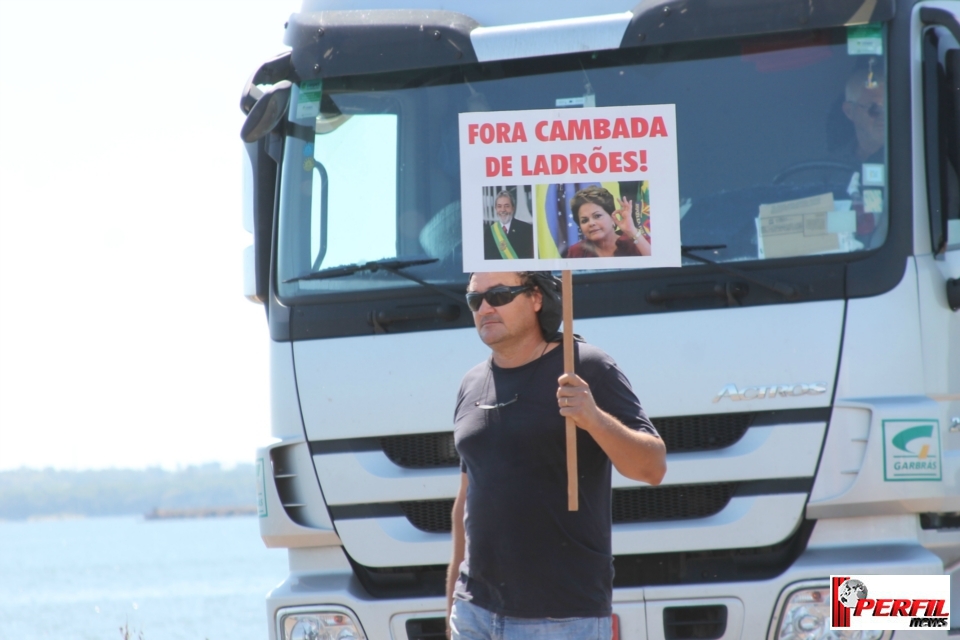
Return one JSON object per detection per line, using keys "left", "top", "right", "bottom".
{"left": 921, "top": 16, "right": 960, "bottom": 254}
{"left": 243, "top": 135, "right": 282, "bottom": 305}
{"left": 241, "top": 81, "right": 292, "bottom": 143}
{"left": 946, "top": 49, "right": 960, "bottom": 252}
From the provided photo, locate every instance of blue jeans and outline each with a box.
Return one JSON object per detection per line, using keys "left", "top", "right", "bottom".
{"left": 450, "top": 599, "right": 613, "bottom": 640}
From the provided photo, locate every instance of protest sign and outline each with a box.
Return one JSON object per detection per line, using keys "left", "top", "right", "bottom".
{"left": 459, "top": 105, "right": 681, "bottom": 272}
{"left": 458, "top": 105, "right": 681, "bottom": 509}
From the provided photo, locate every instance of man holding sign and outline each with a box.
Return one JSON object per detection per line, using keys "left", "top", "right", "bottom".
{"left": 446, "top": 271, "right": 666, "bottom": 640}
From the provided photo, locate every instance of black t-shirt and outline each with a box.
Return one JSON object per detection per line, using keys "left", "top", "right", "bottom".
{"left": 453, "top": 342, "right": 658, "bottom": 618}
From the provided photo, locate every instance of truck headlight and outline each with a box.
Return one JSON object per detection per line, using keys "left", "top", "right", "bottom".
{"left": 277, "top": 606, "right": 366, "bottom": 640}
{"left": 773, "top": 584, "right": 891, "bottom": 640}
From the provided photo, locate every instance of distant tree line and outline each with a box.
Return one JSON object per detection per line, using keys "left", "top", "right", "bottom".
{"left": 0, "top": 463, "right": 257, "bottom": 519}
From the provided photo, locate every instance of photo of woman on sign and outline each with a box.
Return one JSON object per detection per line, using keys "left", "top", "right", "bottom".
{"left": 564, "top": 186, "right": 651, "bottom": 258}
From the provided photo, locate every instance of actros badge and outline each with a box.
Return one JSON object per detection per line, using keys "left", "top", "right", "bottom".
{"left": 712, "top": 382, "right": 827, "bottom": 403}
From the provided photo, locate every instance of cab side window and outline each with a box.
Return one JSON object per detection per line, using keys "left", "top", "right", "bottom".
{"left": 921, "top": 17, "right": 960, "bottom": 253}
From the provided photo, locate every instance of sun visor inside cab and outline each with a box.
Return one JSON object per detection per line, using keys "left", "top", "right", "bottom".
{"left": 620, "top": 0, "right": 896, "bottom": 48}
{"left": 284, "top": 10, "right": 479, "bottom": 81}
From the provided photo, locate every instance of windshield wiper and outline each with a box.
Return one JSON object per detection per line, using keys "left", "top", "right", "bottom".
{"left": 286, "top": 257, "right": 437, "bottom": 282}
{"left": 284, "top": 257, "right": 466, "bottom": 304}
{"left": 681, "top": 245, "right": 799, "bottom": 300}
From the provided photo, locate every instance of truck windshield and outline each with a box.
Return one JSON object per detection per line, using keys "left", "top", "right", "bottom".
{"left": 277, "top": 25, "right": 888, "bottom": 298}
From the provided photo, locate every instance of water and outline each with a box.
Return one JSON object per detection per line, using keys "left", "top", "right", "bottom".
{"left": 0, "top": 515, "right": 288, "bottom": 640}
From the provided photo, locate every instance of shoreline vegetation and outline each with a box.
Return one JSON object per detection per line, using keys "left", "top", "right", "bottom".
{"left": 144, "top": 506, "right": 258, "bottom": 519}
{"left": 0, "top": 463, "right": 258, "bottom": 521}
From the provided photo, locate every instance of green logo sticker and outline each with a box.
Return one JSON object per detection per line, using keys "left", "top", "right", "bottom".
{"left": 256, "top": 458, "right": 269, "bottom": 517}
{"left": 847, "top": 24, "right": 883, "bottom": 55}
{"left": 296, "top": 79, "right": 322, "bottom": 119}
{"left": 882, "top": 419, "right": 941, "bottom": 481}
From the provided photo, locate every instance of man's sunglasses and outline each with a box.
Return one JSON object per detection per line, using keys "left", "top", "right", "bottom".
{"left": 465, "top": 285, "right": 532, "bottom": 312}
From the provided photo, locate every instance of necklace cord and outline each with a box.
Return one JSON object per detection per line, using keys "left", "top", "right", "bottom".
{"left": 475, "top": 341, "right": 550, "bottom": 410}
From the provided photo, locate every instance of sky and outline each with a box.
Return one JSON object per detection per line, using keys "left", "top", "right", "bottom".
{"left": 0, "top": 0, "right": 298, "bottom": 470}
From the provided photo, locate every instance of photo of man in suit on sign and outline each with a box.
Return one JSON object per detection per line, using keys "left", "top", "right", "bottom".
{"left": 483, "top": 188, "right": 534, "bottom": 260}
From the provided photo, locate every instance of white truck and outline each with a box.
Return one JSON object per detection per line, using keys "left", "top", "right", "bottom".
{"left": 240, "top": 0, "right": 960, "bottom": 638}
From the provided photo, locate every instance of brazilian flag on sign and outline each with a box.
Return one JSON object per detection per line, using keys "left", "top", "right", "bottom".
{"left": 489, "top": 222, "right": 518, "bottom": 259}
{"left": 637, "top": 181, "right": 651, "bottom": 242}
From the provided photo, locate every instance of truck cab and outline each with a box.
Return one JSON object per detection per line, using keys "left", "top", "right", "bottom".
{"left": 240, "top": 0, "right": 960, "bottom": 638}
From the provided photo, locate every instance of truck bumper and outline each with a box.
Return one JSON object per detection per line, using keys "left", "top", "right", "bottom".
{"left": 264, "top": 539, "right": 948, "bottom": 640}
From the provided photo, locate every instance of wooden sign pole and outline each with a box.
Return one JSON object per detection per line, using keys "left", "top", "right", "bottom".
{"left": 562, "top": 270, "right": 578, "bottom": 511}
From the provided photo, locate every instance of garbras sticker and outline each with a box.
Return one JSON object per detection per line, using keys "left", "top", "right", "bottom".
{"left": 882, "top": 419, "right": 941, "bottom": 481}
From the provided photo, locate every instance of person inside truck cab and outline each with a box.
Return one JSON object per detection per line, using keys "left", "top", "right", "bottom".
{"left": 823, "top": 61, "right": 887, "bottom": 247}
{"left": 840, "top": 62, "right": 886, "bottom": 165}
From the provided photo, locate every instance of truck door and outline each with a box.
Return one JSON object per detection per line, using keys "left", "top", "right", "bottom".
{"left": 916, "top": 0, "right": 960, "bottom": 618}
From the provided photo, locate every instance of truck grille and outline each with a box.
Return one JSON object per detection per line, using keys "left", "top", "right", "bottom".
{"left": 399, "top": 500, "right": 454, "bottom": 533}
{"left": 612, "top": 482, "right": 735, "bottom": 523}
{"left": 654, "top": 412, "right": 752, "bottom": 452}
{"left": 381, "top": 432, "right": 459, "bottom": 469}
{"left": 398, "top": 483, "right": 737, "bottom": 533}
{"left": 400, "top": 605, "right": 731, "bottom": 639}
{"left": 404, "top": 618, "right": 446, "bottom": 640}
{"left": 347, "top": 520, "right": 816, "bottom": 598}
{"left": 380, "top": 413, "right": 754, "bottom": 469}
{"left": 663, "top": 605, "right": 727, "bottom": 640}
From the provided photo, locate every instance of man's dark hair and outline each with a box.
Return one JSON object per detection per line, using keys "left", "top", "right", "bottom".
{"left": 570, "top": 186, "right": 616, "bottom": 218}
{"left": 467, "top": 272, "right": 540, "bottom": 298}
{"left": 468, "top": 271, "right": 544, "bottom": 295}
{"left": 522, "top": 272, "right": 562, "bottom": 341}
{"left": 515, "top": 271, "right": 540, "bottom": 294}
